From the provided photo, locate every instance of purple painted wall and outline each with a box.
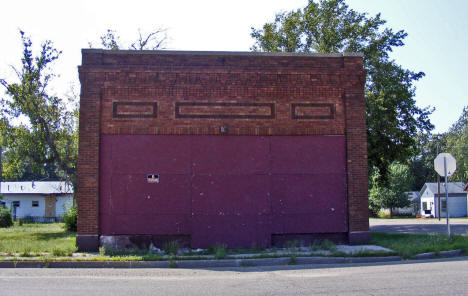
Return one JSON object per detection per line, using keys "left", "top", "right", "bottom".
{"left": 100, "top": 135, "right": 347, "bottom": 248}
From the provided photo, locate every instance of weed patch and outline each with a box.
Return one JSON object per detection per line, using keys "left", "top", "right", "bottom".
{"left": 371, "top": 232, "right": 468, "bottom": 259}
{"left": 210, "top": 244, "right": 227, "bottom": 259}
{"left": 0, "top": 223, "right": 75, "bottom": 255}
{"left": 163, "top": 241, "right": 180, "bottom": 255}
{"left": 320, "top": 240, "right": 337, "bottom": 252}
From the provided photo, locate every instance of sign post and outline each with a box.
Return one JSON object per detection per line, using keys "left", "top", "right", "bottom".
{"left": 434, "top": 153, "right": 456, "bottom": 237}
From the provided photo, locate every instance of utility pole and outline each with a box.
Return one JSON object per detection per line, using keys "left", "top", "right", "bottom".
{"left": 437, "top": 145, "right": 441, "bottom": 221}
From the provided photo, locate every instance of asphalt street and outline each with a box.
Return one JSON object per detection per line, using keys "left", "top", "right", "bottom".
{"left": 370, "top": 218, "right": 468, "bottom": 235}
{"left": 1, "top": 258, "right": 468, "bottom": 296}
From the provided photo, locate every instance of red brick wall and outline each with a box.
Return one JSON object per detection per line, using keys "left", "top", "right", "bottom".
{"left": 77, "top": 50, "right": 368, "bottom": 250}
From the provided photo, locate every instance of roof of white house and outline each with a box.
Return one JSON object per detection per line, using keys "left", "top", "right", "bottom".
{"left": 419, "top": 182, "right": 467, "bottom": 196}
{"left": 405, "top": 191, "right": 420, "bottom": 202}
{"left": 0, "top": 181, "right": 73, "bottom": 195}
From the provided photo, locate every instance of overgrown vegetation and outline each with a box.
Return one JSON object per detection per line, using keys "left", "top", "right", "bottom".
{"left": 369, "top": 163, "right": 413, "bottom": 217}
{"left": 320, "top": 240, "right": 337, "bottom": 252}
{"left": 62, "top": 206, "right": 77, "bottom": 232}
{"left": 210, "top": 244, "right": 227, "bottom": 259}
{"left": 6, "top": 226, "right": 467, "bottom": 262}
{"left": 0, "top": 223, "right": 75, "bottom": 255}
{"left": 370, "top": 232, "right": 468, "bottom": 258}
{"left": 0, "top": 208, "right": 13, "bottom": 228}
{"left": 163, "top": 240, "right": 180, "bottom": 255}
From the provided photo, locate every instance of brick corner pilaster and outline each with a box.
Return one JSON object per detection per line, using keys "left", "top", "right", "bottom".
{"left": 76, "top": 67, "right": 103, "bottom": 250}
{"left": 344, "top": 88, "right": 369, "bottom": 243}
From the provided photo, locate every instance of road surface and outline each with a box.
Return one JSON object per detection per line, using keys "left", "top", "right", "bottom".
{"left": 370, "top": 218, "right": 468, "bottom": 235}
{"left": 1, "top": 258, "right": 468, "bottom": 295}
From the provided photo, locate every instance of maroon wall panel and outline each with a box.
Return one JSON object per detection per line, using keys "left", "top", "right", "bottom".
{"left": 100, "top": 135, "right": 192, "bottom": 235}
{"left": 191, "top": 136, "right": 270, "bottom": 175}
{"left": 100, "top": 134, "right": 347, "bottom": 247}
{"left": 109, "top": 135, "right": 192, "bottom": 174}
{"left": 270, "top": 136, "right": 346, "bottom": 174}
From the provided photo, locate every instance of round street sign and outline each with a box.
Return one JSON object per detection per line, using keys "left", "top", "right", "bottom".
{"left": 434, "top": 153, "right": 456, "bottom": 177}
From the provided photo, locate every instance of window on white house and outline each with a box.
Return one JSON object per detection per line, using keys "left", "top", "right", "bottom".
{"left": 442, "top": 200, "right": 447, "bottom": 212}
{"left": 12, "top": 201, "right": 20, "bottom": 207}
{"left": 32, "top": 201, "right": 39, "bottom": 207}
{"left": 423, "top": 202, "right": 428, "bottom": 211}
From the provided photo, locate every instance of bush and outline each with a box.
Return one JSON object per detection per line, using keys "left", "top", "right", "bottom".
{"left": 0, "top": 208, "right": 13, "bottom": 228}
{"left": 63, "top": 206, "right": 77, "bottom": 232}
{"left": 320, "top": 239, "right": 337, "bottom": 252}
{"left": 163, "top": 240, "right": 180, "bottom": 255}
{"left": 210, "top": 244, "right": 227, "bottom": 259}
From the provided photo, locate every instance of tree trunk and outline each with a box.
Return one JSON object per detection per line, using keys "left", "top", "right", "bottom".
{"left": 389, "top": 208, "right": 393, "bottom": 218}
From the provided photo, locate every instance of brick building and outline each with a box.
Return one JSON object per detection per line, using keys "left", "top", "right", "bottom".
{"left": 77, "top": 49, "right": 368, "bottom": 251}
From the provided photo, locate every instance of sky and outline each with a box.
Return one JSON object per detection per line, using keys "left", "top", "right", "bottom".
{"left": 0, "top": 0, "right": 466, "bottom": 133}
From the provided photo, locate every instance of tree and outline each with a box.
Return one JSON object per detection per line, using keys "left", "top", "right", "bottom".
{"left": 0, "top": 120, "right": 60, "bottom": 180}
{"left": 0, "top": 31, "right": 77, "bottom": 186}
{"left": 445, "top": 106, "right": 468, "bottom": 182}
{"left": 99, "top": 28, "right": 168, "bottom": 50}
{"left": 369, "top": 162, "right": 413, "bottom": 217}
{"left": 408, "top": 132, "right": 446, "bottom": 190}
{"left": 251, "top": 0, "right": 434, "bottom": 183}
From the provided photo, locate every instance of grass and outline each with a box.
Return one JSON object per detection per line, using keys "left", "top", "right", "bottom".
{"left": 163, "top": 240, "right": 180, "bottom": 255}
{"left": 3, "top": 223, "right": 466, "bottom": 262}
{"left": 370, "top": 232, "right": 468, "bottom": 259}
{"left": 370, "top": 215, "right": 415, "bottom": 219}
{"left": 210, "top": 244, "right": 227, "bottom": 259}
{"left": 0, "top": 223, "right": 76, "bottom": 256}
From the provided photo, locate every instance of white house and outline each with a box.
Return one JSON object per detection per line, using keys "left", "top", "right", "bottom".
{"left": 419, "top": 182, "right": 467, "bottom": 218}
{"left": 0, "top": 181, "right": 73, "bottom": 221}
{"left": 380, "top": 191, "right": 419, "bottom": 216}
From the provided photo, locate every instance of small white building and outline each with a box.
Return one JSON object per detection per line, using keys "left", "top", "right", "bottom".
{"left": 0, "top": 181, "right": 73, "bottom": 221}
{"left": 419, "top": 182, "right": 467, "bottom": 218}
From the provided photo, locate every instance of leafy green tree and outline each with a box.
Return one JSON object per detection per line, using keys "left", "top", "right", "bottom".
{"left": 0, "top": 31, "right": 77, "bottom": 186}
{"left": 369, "top": 162, "right": 413, "bottom": 217}
{"left": 408, "top": 132, "right": 446, "bottom": 190}
{"left": 251, "top": 0, "right": 433, "bottom": 183}
{"left": 445, "top": 106, "right": 468, "bottom": 182}
{"left": 0, "top": 120, "right": 61, "bottom": 180}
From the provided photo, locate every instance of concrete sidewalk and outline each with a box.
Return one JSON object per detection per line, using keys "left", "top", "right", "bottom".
{"left": 0, "top": 244, "right": 464, "bottom": 269}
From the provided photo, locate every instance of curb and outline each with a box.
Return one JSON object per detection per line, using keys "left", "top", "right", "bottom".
{"left": 0, "top": 251, "right": 463, "bottom": 268}
{"left": 413, "top": 249, "right": 463, "bottom": 260}
{"left": 0, "top": 256, "right": 402, "bottom": 268}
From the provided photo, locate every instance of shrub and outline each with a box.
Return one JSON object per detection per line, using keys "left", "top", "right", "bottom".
{"left": 99, "top": 245, "right": 107, "bottom": 256}
{"left": 163, "top": 240, "right": 180, "bottom": 255}
{"left": 287, "top": 254, "right": 297, "bottom": 265}
{"left": 309, "top": 240, "right": 320, "bottom": 251}
{"left": 52, "top": 247, "right": 67, "bottom": 257}
{"left": 320, "top": 239, "right": 337, "bottom": 252}
{"left": 284, "top": 240, "right": 300, "bottom": 252}
{"left": 211, "top": 244, "right": 227, "bottom": 259}
{"left": 0, "top": 208, "right": 13, "bottom": 228}
{"left": 20, "top": 246, "right": 33, "bottom": 257}
{"left": 63, "top": 206, "right": 77, "bottom": 232}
